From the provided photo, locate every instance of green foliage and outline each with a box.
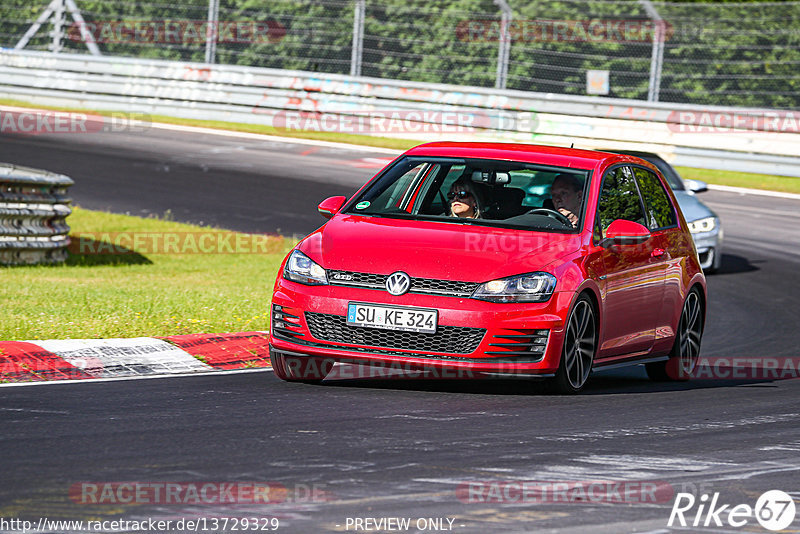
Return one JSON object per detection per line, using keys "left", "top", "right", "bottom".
{"left": 634, "top": 167, "right": 676, "bottom": 229}
{"left": 1, "top": 0, "right": 797, "bottom": 108}
{"left": 597, "top": 167, "right": 646, "bottom": 230}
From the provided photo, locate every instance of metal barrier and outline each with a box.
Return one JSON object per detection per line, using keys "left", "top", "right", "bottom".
{"left": 1, "top": 49, "right": 800, "bottom": 177}
{"left": 0, "top": 163, "right": 73, "bottom": 265}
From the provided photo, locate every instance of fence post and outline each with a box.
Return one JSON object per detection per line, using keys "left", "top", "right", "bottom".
{"left": 65, "top": 0, "right": 102, "bottom": 56}
{"left": 49, "top": 0, "right": 65, "bottom": 53}
{"left": 15, "top": 0, "right": 102, "bottom": 55}
{"left": 494, "top": 0, "right": 512, "bottom": 90}
{"left": 639, "top": 0, "right": 665, "bottom": 102}
{"left": 350, "top": 0, "right": 365, "bottom": 77}
{"left": 205, "top": 0, "right": 220, "bottom": 64}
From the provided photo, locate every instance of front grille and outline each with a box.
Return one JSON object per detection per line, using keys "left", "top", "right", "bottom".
{"left": 485, "top": 330, "right": 550, "bottom": 362}
{"left": 305, "top": 312, "right": 485, "bottom": 354}
{"left": 327, "top": 270, "right": 479, "bottom": 297}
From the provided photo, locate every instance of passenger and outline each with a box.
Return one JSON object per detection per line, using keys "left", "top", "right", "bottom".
{"left": 550, "top": 173, "right": 583, "bottom": 228}
{"left": 448, "top": 177, "right": 483, "bottom": 219}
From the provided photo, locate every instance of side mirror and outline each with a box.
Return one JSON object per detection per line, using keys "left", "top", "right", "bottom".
{"left": 317, "top": 196, "right": 347, "bottom": 219}
{"left": 600, "top": 219, "right": 651, "bottom": 247}
{"left": 684, "top": 179, "right": 708, "bottom": 193}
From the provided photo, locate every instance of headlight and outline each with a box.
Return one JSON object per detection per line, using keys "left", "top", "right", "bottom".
{"left": 688, "top": 217, "right": 717, "bottom": 234}
{"left": 283, "top": 250, "right": 327, "bottom": 285}
{"left": 471, "top": 272, "right": 557, "bottom": 303}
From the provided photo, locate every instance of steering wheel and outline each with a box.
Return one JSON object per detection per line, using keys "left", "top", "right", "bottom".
{"left": 527, "top": 208, "right": 573, "bottom": 227}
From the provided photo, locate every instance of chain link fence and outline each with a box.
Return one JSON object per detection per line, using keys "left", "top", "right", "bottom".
{"left": 1, "top": 0, "right": 799, "bottom": 109}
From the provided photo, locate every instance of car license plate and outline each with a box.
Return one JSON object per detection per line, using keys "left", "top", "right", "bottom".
{"left": 347, "top": 302, "right": 437, "bottom": 334}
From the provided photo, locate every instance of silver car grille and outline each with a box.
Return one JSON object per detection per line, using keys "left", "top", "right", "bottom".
{"left": 327, "top": 270, "right": 479, "bottom": 297}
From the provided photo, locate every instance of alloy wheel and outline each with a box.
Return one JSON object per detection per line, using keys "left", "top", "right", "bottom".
{"left": 675, "top": 290, "right": 703, "bottom": 377}
{"left": 562, "top": 298, "right": 596, "bottom": 391}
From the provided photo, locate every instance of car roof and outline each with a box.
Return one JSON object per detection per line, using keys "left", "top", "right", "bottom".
{"left": 595, "top": 148, "right": 685, "bottom": 190}
{"left": 405, "top": 142, "right": 623, "bottom": 169}
{"left": 596, "top": 148, "right": 664, "bottom": 160}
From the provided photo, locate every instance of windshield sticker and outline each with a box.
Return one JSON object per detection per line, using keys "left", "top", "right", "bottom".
{"left": 355, "top": 201, "right": 371, "bottom": 210}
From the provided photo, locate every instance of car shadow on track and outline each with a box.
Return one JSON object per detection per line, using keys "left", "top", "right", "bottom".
{"left": 305, "top": 364, "right": 782, "bottom": 396}
{"left": 714, "top": 252, "right": 761, "bottom": 275}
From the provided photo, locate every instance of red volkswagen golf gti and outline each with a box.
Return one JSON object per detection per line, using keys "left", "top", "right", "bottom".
{"left": 269, "top": 142, "right": 707, "bottom": 393}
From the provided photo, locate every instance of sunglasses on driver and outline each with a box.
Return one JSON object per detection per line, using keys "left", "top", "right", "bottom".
{"left": 447, "top": 190, "right": 473, "bottom": 201}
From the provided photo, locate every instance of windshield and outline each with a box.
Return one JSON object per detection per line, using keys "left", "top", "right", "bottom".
{"left": 344, "top": 157, "right": 592, "bottom": 232}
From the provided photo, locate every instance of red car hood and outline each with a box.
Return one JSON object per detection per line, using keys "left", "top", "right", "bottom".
{"left": 298, "top": 215, "right": 581, "bottom": 282}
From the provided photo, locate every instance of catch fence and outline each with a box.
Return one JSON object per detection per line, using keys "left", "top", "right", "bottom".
{"left": 2, "top": 0, "right": 799, "bottom": 109}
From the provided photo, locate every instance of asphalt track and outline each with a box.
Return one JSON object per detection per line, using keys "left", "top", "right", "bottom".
{"left": 1, "top": 126, "right": 800, "bottom": 533}
{"left": 0, "top": 125, "right": 391, "bottom": 236}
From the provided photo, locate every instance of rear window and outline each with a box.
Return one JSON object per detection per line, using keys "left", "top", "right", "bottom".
{"left": 633, "top": 167, "right": 678, "bottom": 230}
{"left": 596, "top": 166, "right": 646, "bottom": 234}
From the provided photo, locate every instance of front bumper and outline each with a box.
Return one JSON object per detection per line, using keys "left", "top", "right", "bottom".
{"left": 269, "top": 278, "right": 572, "bottom": 376}
{"left": 691, "top": 227, "right": 723, "bottom": 271}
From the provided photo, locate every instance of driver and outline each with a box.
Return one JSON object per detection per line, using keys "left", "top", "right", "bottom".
{"left": 550, "top": 173, "right": 583, "bottom": 228}
{"left": 448, "top": 177, "right": 483, "bottom": 219}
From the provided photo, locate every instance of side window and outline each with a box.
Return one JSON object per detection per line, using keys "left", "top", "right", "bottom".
{"left": 417, "top": 164, "right": 463, "bottom": 215}
{"left": 370, "top": 163, "right": 427, "bottom": 211}
{"left": 596, "top": 166, "right": 646, "bottom": 235}
{"left": 633, "top": 167, "right": 677, "bottom": 230}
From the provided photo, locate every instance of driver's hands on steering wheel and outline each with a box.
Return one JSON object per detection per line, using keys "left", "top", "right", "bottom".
{"left": 557, "top": 208, "right": 579, "bottom": 228}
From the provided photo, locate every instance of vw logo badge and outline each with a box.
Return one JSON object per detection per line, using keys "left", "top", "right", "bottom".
{"left": 386, "top": 271, "right": 411, "bottom": 296}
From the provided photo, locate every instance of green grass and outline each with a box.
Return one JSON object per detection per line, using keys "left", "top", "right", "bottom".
{"left": 676, "top": 166, "right": 800, "bottom": 195}
{"left": 1, "top": 207, "right": 295, "bottom": 340}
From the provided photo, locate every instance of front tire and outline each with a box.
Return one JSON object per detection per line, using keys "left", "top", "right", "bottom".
{"left": 550, "top": 295, "right": 597, "bottom": 394}
{"left": 270, "top": 352, "right": 334, "bottom": 383}
{"left": 646, "top": 288, "right": 704, "bottom": 381}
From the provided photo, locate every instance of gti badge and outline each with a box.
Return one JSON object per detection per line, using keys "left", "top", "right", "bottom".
{"left": 386, "top": 272, "right": 411, "bottom": 296}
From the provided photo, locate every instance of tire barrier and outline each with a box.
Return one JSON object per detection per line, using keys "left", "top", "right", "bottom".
{"left": 0, "top": 163, "right": 73, "bottom": 265}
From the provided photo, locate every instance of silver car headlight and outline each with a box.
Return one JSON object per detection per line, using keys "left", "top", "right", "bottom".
{"left": 471, "top": 272, "right": 557, "bottom": 303}
{"left": 283, "top": 250, "right": 328, "bottom": 285}
{"left": 688, "top": 217, "right": 717, "bottom": 234}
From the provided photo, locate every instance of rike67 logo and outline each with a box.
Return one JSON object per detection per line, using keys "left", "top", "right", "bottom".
{"left": 669, "top": 490, "right": 796, "bottom": 531}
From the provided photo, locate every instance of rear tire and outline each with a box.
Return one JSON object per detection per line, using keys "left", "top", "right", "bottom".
{"left": 270, "top": 352, "right": 334, "bottom": 384}
{"left": 646, "top": 288, "right": 704, "bottom": 382}
{"left": 549, "top": 295, "right": 597, "bottom": 394}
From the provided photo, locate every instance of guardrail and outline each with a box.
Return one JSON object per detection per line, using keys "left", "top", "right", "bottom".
{"left": 0, "top": 163, "right": 73, "bottom": 265}
{"left": 1, "top": 49, "right": 800, "bottom": 177}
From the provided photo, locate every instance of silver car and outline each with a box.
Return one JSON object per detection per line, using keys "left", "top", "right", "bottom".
{"left": 601, "top": 150, "right": 722, "bottom": 273}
